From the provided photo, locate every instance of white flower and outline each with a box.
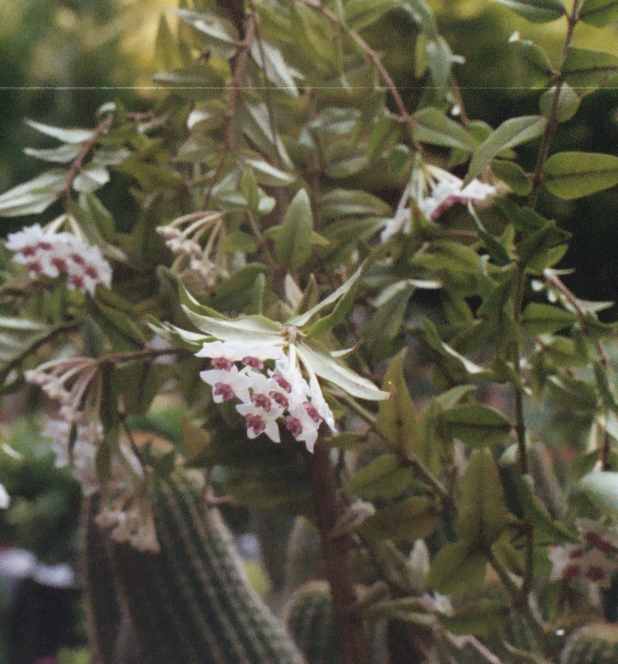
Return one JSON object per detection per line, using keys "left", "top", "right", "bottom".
{"left": 236, "top": 403, "right": 282, "bottom": 443}
{"left": 548, "top": 521, "right": 618, "bottom": 588}
{"left": 5, "top": 223, "right": 112, "bottom": 294}
{"left": 419, "top": 166, "right": 496, "bottom": 221}
{"left": 199, "top": 365, "right": 252, "bottom": 403}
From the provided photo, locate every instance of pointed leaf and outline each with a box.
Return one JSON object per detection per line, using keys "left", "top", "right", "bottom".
{"left": 457, "top": 449, "right": 510, "bottom": 547}
{"left": 495, "top": 0, "right": 565, "bottom": 22}
{"left": 296, "top": 343, "right": 389, "bottom": 401}
{"left": 274, "top": 189, "right": 313, "bottom": 271}
{"left": 562, "top": 47, "right": 618, "bottom": 90}
{"left": 26, "top": 119, "right": 94, "bottom": 143}
{"left": 428, "top": 542, "right": 486, "bottom": 594}
{"left": 414, "top": 108, "right": 476, "bottom": 152}
{"left": 377, "top": 350, "right": 424, "bottom": 457}
{"left": 580, "top": 0, "right": 618, "bottom": 26}
{"left": 521, "top": 303, "right": 577, "bottom": 334}
{"left": 443, "top": 405, "right": 512, "bottom": 447}
{"left": 465, "top": 116, "right": 547, "bottom": 186}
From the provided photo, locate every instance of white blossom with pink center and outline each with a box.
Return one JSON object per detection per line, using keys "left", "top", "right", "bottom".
{"left": 195, "top": 337, "right": 337, "bottom": 452}
{"left": 548, "top": 519, "right": 618, "bottom": 588}
{"left": 381, "top": 165, "right": 496, "bottom": 241}
{"left": 6, "top": 222, "right": 112, "bottom": 295}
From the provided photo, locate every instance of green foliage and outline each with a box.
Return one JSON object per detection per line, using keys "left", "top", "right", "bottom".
{"left": 3, "top": 0, "right": 618, "bottom": 661}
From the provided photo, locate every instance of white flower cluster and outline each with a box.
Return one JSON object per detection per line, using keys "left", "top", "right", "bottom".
{"left": 381, "top": 165, "right": 496, "bottom": 241}
{"left": 549, "top": 519, "right": 618, "bottom": 588}
{"left": 419, "top": 167, "right": 496, "bottom": 221}
{"left": 157, "top": 211, "right": 224, "bottom": 288}
{"left": 44, "top": 417, "right": 159, "bottom": 553}
{"left": 6, "top": 223, "right": 112, "bottom": 295}
{"left": 25, "top": 356, "right": 99, "bottom": 423}
{"left": 197, "top": 340, "right": 336, "bottom": 453}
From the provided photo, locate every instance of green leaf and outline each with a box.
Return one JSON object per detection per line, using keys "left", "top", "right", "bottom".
{"left": 465, "top": 116, "right": 547, "bottom": 186}
{"left": 245, "top": 158, "right": 296, "bottom": 187}
{"left": 209, "top": 264, "right": 268, "bottom": 310}
{"left": 443, "top": 405, "right": 512, "bottom": 447}
{"left": 26, "top": 119, "right": 94, "bottom": 144}
{"left": 288, "top": 263, "right": 365, "bottom": 327}
{"left": 441, "top": 599, "right": 508, "bottom": 638}
{"left": 578, "top": 471, "right": 618, "bottom": 516}
{"left": 508, "top": 37, "right": 555, "bottom": 81}
{"left": 250, "top": 39, "right": 300, "bottom": 96}
{"left": 377, "top": 350, "right": 423, "bottom": 457}
{"left": 425, "top": 36, "right": 453, "bottom": 94}
{"left": 414, "top": 108, "right": 475, "bottom": 152}
{"left": 344, "top": 0, "right": 399, "bottom": 30}
{"left": 0, "top": 170, "right": 66, "bottom": 217}
{"left": 274, "top": 189, "right": 314, "bottom": 271}
{"left": 359, "top": 497, "right": 439, "bottom": 541}
{"left": 401, "top": 0, "right": 438, "bottom": 36}
{"left": 177, "top": 9, "right": 239, "bottom": 56}
{"left": 296, "top": 343, "right": 390, "bottom": 401}
{"left": 580, "top": 0, "right": 618, "bottom": 26}
{"left": 521, "top": 303, "right": 577, "bottom": 335}
{"left": 155, "top": 14, "right": 181, "bottom": 70}
{"left": 412, "top": 240, "right": 481, "bottom": 275}
{"left": 364, "top": 284, "right": 414, "bottom": 357}
{"left": 182, "top": 309, "right": 282, "bottom": 344}
{"left": 543, "top": 151, "right": 618, "bottom": 199}
{"left": 492, "top": 160, "right": 533, "bottom": 196}
{"left": 539, "top": 83, "right": 580, "bottom": 123}
{"left": 320, "top": 189, "right": 391, "bottom": 220}
{"left": 73, "top": 164, "right": 109, "bottom": 193}
{"left": 24, "top": 144, "right": 81, "bottom": 164}
{"left": 428, "top": 542, "right": 486, "bottom": 594}
{"left": 457, "top": 449, "right": 510, "bottom": 547}
{"left": 562, "top": 47, "right": 618, "bottom": 90}
{"left": 495, "top": 0, "right": 565, "bottom": 22}
{"left": 346, "top": 453, "right": 413, "bottom": 500}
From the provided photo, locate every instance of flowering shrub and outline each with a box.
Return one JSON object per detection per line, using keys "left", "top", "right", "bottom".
{"left": 3, "top": 0, "right": 618, "bottom": 661}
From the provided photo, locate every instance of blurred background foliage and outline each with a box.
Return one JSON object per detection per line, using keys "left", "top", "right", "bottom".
{"left": 2, "top": 0, "right": 618, "bottom": 303}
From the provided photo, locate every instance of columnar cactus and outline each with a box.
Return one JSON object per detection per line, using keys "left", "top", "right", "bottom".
{"left": 83, "top": 477, "right": 306, "bottom": 664}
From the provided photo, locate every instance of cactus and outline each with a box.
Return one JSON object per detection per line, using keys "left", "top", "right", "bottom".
{"left": 83, "top": 476, "right": 305, "bottom": 664}
{"left": 81, "top": 497, "right": 123, "bottom": 664}
{"left": 283, "top": 581, "right": 342, "bottom": 664}
{"left": 560, "top": 624, "right": 618, "bottom": 664}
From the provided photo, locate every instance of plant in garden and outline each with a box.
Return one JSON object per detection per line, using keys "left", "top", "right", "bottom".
{"left": 3, "top": 0, "right": 618, "bottom": 662}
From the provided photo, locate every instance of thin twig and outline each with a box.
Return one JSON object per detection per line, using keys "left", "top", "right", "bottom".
{"left": 529, "top": 0, "right": 581, "bottom": 206}
{"left": 63, "top": 115, "right": 113, "bottom": 201}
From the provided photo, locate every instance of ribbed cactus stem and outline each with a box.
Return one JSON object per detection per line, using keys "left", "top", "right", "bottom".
{"left": 86, "top": 477, "right": 305, "bottom": 664}
{"left": 81, "top": 498, "right": 123, "bottom": 664}
{"left": 284, "top": 581, "right": 341, "bottom": 664}
{"left": 561, "top": 624, "right": 618, "bottom": 664}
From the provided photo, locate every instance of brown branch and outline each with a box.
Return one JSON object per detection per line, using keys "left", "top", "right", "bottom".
{"left": 63, "top": 115, "right": 113, "bottom": 201}
{"left": 224, "top": 13, "right": 256, "bottom": 151}
{"left": 529, "top": 0, "right": 581, "bottom": 206}
{"left": 310, "top": 442, "right": 369, "bottom": 664}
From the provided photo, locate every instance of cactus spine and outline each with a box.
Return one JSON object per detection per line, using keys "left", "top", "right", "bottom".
{"left": 84, "top": 477, "right": 305, "bottom": 664}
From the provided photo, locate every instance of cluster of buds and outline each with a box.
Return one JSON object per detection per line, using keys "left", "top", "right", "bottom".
{"left": 381, "top": 165, "right": 496, "bottom": 241}
{"left": 6, "top": 223, "right": 112, "bottom": 295}
{"left": 44, "top": 416, "right": 159, "bottom": 552}
{"left": 45, "top": 418, "right": 101, "bottom": 496}
{"left": 157, "top": 211, "right": 225, "bottom": 288}
{"left": 549, "top": 519, "right": 618, "bottom": 588}
{"left": 25, "top": 356, "right": 100, "bottom": 423}
{"left": 197, "top": 340, "right": 336, "bottom": 453}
